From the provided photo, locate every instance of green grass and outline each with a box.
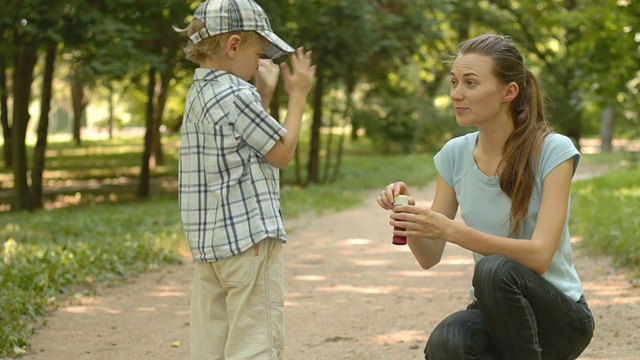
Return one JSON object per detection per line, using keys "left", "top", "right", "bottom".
{"left": 0, "top": 199, "right": 185, "bottom": 358}
{"left": 571, "top": 163, "right": 640, "bottom": 271}
{"left": 578, "top": 149, "right": 639, "bottom": 167}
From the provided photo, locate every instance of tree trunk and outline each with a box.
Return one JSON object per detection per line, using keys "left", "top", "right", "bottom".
{"left": 0, "top": 54, "right": 12, "bottom": 168}
{"left": 307, "top": 54, "right": 324, "bottom": 184}
{"left": 11, "top": 38, "right": 39, "bottom": 211}
{"left": 331, "top": 128, "right": 346, "bottom": 183}
{"left": 137, "top": 67, "right": 156, "bottom": 198}
{"left": 108, "top": 86, "right": 114, "bottom": 140}
{"left": 71, "top": 72, "right": 87, "bottom": 146}
{"left": 456, "top": 1, "right": 471, "bottom": 43}
{"left": 151, "top": 69, "right": 171, "bottom": 167}
{"left": 30, "top": 42, "right": 57, "bottom": 209}
{"left": 321, "top": 108, "right": 336, "bottom": 183}
{"left": 562, "top": 0, "right": 583, "bottom": 148}
{"left": 331, "top": 80, "right": 355, "bottom": 183}
{"left": 599, "top": 103, "right": 615, "bottom": 153}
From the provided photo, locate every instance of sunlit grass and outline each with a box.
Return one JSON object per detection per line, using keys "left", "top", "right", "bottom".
{"left": 0, "top": 134, "right": 179, "bottom": 186}
{"left": 0, "top": 198, "right": 185, "bottom": 357}
{"left": 280, "top": 152, "right": 437, "bottom": 218}
{"left": 578, "top": 149, "right": 639, "bottom": 166}
{"left": 571, "top": 163, "right": 640, "bottom": 271}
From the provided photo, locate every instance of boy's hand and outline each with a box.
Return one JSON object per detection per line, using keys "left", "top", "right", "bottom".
{"left": 281, "top": 47, "right": 315, "bottom": 98}
{"left": 256, "top": 59, "right": 280, "bottom": 108}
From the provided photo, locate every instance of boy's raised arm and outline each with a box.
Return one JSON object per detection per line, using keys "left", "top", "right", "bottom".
{"left": 263, "top": 47, "right": 315, "bottom": 168}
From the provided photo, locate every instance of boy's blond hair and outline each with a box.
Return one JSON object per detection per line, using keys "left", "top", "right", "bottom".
{"left": 176, "top": 19, "right": 261, "bottom": 64}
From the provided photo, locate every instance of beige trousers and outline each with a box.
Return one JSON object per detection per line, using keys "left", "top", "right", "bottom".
{"left": 190, "top": 238, "right": 284, "bottom": 360}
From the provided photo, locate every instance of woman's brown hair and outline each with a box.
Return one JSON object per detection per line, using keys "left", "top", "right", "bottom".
{"left": 457, "top": 34, "right": 552, "bottom": 237}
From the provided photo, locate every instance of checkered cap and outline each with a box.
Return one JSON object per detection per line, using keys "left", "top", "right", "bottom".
{"left": 190, "top": 0, "right": 294, "bottom": 59}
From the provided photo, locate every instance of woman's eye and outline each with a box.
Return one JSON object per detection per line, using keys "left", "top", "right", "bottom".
{"left": 259, "top": 53, "right": 269, "bottom": 60}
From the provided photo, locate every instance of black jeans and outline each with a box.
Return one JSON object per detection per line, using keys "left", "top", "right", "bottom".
{"left": 425, "top": 255, "right": 595, "bottom": 360}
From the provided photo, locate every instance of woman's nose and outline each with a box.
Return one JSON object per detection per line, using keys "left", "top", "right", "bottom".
{"left": 450, "top": 87, "right": 463, "bottom": 101}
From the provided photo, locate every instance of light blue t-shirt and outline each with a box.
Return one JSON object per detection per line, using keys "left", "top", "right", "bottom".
{"left": 434, "top": 131, "right": 583, "bottom": 301}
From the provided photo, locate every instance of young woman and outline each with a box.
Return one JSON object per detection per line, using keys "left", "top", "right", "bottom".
{"left": 377, "top": 34, "right": 594, "bottom": 359}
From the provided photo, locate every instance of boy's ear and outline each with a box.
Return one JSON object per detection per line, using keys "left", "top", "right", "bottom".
{"left": 503, "top": 81, "right": 519, "bottom": 102}
{"left": 226, "top": 34, "right": 242, "bottom": 58}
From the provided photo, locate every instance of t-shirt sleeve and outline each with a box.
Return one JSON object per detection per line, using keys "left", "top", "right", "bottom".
{"left": 433, "top": 138, "right": 458, "bottom": 187}
{"left": 232, "top": 88, "right": 287, "bottom": 157}
{"left": 538, "top": 133, "right": 581, "bottom": 180}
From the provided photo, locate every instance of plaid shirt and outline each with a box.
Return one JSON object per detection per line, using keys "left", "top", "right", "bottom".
{"left": 179, "top": 68, "right": 287, "bottom": 262}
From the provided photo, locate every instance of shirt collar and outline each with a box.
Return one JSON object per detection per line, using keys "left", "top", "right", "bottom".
{"left": 193, "top": 68, "right": 252, "bottom": 88}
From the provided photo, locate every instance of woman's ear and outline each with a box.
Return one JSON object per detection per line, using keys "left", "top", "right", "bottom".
{"left": 225, "top": 34, "right": 242, "bottom": 58}
{"left": 503, "top": 82, "right": 520, "bottom": 103}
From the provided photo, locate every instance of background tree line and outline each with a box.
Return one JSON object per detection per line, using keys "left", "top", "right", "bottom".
{"left": 0, "top": 0, "right": 638, "bottom": 211}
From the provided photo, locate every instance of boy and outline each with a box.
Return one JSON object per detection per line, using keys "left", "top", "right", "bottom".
{"left": 176, "top": 0, "right": 315, "bottom": 358}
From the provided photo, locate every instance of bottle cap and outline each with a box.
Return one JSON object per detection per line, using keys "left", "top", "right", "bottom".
{"left": 393, "top": 194, "right": 409, "bottom": 206}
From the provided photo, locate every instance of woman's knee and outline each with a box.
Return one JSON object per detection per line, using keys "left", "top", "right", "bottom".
{"left": 425, "top": 327, "right": 467, "bottom": 359}
{"left": 473, "top": 255, "right": 535, "bottom": 306}
{"left": 425, "top": 310, "right": 485, "bottom": 359}
{"left": 473, "top": 255, "right": 518, "bottom": 286}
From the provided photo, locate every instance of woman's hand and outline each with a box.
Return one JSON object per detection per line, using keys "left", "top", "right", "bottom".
{"left": 376, "top": 181, "right": 415, "bottom": 210}
{"left": 390, "top": 205, "right": 454, "bottom": 242}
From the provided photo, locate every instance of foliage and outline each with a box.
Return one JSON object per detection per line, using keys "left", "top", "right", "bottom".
{"left": 477, "top": 0, "right": 639, "bottom": 142}
{"left": 355, "top": 67, "right": 463, "bottom": 154}
{"left": 570, "top": 2, "right": 639, "bottom": 103}
{"left": 571, "top": 160, "right": 640, "bottom": 271}
{"left": 3, "top": 0, "right": 638, "bottom": 207}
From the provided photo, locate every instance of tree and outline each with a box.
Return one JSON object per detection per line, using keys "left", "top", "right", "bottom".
{"left": 570, "top": 1, "right": 640, "bottom": 151}
{"left": 474, "top": 0, "right": 639, "bottom": 149}
{"left": 267, "top": 0, "right": 442, "bottom": 183}
{"left": 134, "top": 0, "right": 192, "bottom": 198}
{"left": 63, "top": 1, "right": 148, "bottom": 146}
{"left": 345, "top": 0, "right": 459, "bottom": 154}
{"left": 31, "top": 41, "right": 57, "bottom": 208}
{"left": 10, "top": 27, "right": 39, "bottom": 210}
{"left": 1, "top": 0, "right": 157, "bottom": 210}
{"left": 2, "top": 0, "right": 56, "bottom": 211}
{"left": 0, "top": 23, "right": 14, "bottom": 168}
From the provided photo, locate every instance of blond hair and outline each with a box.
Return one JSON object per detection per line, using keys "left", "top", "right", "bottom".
{"left": 175, "top": 19, "right": 261, "bottom": 64}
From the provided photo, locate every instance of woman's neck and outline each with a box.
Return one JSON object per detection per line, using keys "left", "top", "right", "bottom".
{"left": 474, "top": 118, "right": 514, "bottom": 176}
{"left": 476, "top": 120, "right": 513, "bottom": 157}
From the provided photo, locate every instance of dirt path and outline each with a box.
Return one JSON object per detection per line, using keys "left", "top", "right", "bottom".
{"left": 21, "top": 171, "right": 640, "bottom": 359}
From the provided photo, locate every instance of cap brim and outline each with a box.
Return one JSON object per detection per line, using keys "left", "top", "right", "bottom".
{"left": 258, "top": 30, "right": 294, "bottom": 59}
